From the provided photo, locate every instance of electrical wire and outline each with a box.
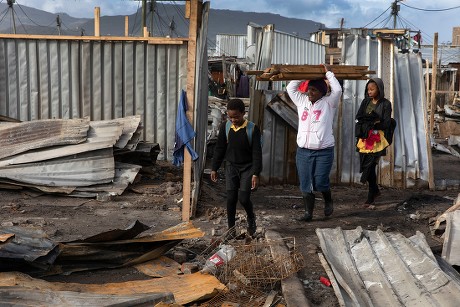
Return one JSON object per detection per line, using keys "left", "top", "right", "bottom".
{"left": 171, "top": 1, "right": 189, "bottom": 28}
{"left": 400, "top": 3, "right": 460, "bottom": 12}
{"left": 374, "top": 14, "right": 393, "bottom": 29}
{"left": 0, "top": 6, "right": 10, "bottom": 25}
{"left": 397, "top": 14, "right": 433, "bottom": 45}
{"left": 153, "top": 10, "right": 166, "bottom": 36}
{"left": 362, "top": 6, "right": 391, "bottom": 28}
{"left": 15, "top": 1, "right": 55, "bottom": 27}
{"left": 11, "top": 7, "right": 28, "bottom": 34}
{"left": 130, "top": 0, "right": 141, "bottom": 36}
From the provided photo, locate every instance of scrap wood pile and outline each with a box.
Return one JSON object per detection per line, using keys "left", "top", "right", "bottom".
{"left": 0, "top": 115, "right": 160, "bottom": 198}
{"left": 247, "top": 64, "right": 375, "bottom": 81}
{"left": 0, "top": 221, "right": 221, "bottom": 306}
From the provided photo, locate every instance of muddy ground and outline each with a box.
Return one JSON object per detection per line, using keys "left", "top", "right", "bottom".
{"left": 0, "top": 150, "right": 459, "bottom": 306}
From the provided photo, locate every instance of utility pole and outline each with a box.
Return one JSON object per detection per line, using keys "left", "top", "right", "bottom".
{"left": 7, "top": 0, "right": 16, "bottom": 34}
{"left": 169, "top": 16, "right": 175, "bottom": 38}
{"left": 56, "top": 15, "right": 61, "bottom": 35}
{"left": 391, "top": 0, "right": 401, "bottom": 29}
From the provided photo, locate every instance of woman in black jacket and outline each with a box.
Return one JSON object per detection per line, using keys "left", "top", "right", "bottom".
{"left": 355, "top": 78, "right": 394, "bottom": 207}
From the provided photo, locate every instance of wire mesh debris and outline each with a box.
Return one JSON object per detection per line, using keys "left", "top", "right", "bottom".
{"left": 199, "top": 237, "right": 305, "bottom": 306}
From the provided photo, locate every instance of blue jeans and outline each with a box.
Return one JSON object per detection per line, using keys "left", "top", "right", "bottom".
{"left": 296, "top": 147, "right": 334, "bottom": 194}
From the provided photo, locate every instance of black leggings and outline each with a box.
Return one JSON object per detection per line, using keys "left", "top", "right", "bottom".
{"left": 367, "top": 162, "right": 378, "bottom": 192}
{"left": 226, "top": 190, "right": 255, "bottom": 228}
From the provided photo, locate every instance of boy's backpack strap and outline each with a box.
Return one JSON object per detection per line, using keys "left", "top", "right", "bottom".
{"left": 246, "top": 121, "right": 254, "bottom": 145}
{"left": 225, "top": 120, "right": 256, "bottom": 145}
{"left": 225, "top": 121, "right": 232, "bottom": 142}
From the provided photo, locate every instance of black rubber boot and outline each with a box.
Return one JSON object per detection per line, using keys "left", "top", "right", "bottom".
{"left": 247, "top": 217, "right": 257, "bottom": 236}
{"left": 322, "top": 190, "right": 333, "bottom": 217}
{"left": 298, "top": 193, "right": 315, "bottom": 222}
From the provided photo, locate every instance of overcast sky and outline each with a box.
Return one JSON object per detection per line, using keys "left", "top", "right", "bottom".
{"left": 13, "top": 0, "right": 460, "bottom": 44}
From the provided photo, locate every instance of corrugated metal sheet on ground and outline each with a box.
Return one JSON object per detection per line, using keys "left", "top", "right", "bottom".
{"left": 0, "top": 148, "right": 115, "bottom": 187}
{"left": 0, "top": 227, "right": 59, "bottom": 271}
{"left": 0, "top": 118, "right": 89, "bottom": 160}
{"left": 316, "top": 227, "right": 460, "bottom": 306}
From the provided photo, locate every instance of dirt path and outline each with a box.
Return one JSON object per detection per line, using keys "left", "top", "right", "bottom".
{"left": 1, "top": 159, "right": 458, "bottom": 306}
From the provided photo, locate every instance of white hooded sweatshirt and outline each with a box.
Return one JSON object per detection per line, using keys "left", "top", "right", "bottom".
{"left": 286, "top": 71, "right": 342, "bottom": 150}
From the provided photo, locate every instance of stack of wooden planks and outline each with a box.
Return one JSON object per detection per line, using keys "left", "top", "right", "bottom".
{"left": 246, "top": 64, "right": 375, "bottom": 81}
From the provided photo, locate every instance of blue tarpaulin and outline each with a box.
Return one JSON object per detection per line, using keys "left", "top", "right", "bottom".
{"left": 173, "top": 90, "right": 199, "bottom": 166}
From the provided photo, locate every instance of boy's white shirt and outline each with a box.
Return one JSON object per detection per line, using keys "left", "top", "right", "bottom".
{"left": 286, "top": 71, "right": 342, "bottom": 150}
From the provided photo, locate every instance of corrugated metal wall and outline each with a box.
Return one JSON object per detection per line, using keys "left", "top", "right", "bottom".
{"left": 0, "top": 38, "right": 188, "bottom": 161}
{"left": 214, "top": 34, "right": 246, "bottom": 58}
{"left": 259, "top": 34, "right": 432, "bottom": 188}
{"left": 340, "top": 35, "right": 431, "bottom": 188}
{"left": 248, "top": 23, "right": 325, "bottom": 91}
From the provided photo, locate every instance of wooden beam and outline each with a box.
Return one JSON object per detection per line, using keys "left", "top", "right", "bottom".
{"left": 373, "top": 29, "right": 407, "bottom": 35}
{"left": 182, "top": 0, "right": 199, "bottom": 221}
{"left": 94, "top": 7, "right": 100, "bottom": 37}
{"left": 124, "top": 16, "right": 129, "bottom": 37}
{"left": 185, "top": 0, "right": 191, "bottom": 19}
{"left": 0, "top": 33, "right": 186, "bottom": 44}
{"left": 247, "top": 64, "right": 374, "bottom": 81}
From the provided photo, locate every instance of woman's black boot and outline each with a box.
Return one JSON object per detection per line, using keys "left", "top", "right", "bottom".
{"left": 322, "top": 190, "right": 333, "bottom": 216}
{"left": 298, "top": 193, "right": 315, "bottom": 222}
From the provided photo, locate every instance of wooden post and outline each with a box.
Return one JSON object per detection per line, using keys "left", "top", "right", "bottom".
{"left": 141, "top": 0, "right": 147, "bottom": 36}
{"left": 430, "top": 33, "right": 438, "bottom": 135}
{"left": 389, "top": 39, "right": 395, "bottom": 186}
{"left": 425, "top": 59, "right": 430, "bottom": 106}
{"left": 125, "top": 16, "right": 129, "bottom": 36}
{"left": 94, "top": 7, "right": 100, "bottom": 37}
{"left": 182, "top": 0, "right": 199, "bottom": 221}
{"left": 143, "top": 26, "right": 149, "bottom": 37}
{"left": 428, "top": 33, "right": 438, "bottom": 190}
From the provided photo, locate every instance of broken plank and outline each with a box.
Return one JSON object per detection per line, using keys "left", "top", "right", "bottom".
{"left": 0, "top": 286, "right": 176, "bottom": 306}
{"left": 0, "top": 271, "right": 225, "bottom": 306}
{"left": 265, "top": 230, "right": 311, "bottom": 307}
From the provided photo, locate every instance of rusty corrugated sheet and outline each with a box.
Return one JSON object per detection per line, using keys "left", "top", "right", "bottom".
{"left": 0, "top": 117, "right": 145, "bottom": 191}
{"left": 0, "top": 227, "right": 60, "bottom": 272}
{"left": 0, "top": 118, "right": 89, "bottom": 160}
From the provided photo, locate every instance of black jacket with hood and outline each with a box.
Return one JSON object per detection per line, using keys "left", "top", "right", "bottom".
{"left": 355, "top": 78, "right": 395, "bottom": 155}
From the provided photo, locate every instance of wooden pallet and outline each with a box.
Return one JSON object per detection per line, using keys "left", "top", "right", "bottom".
{"left": 246, "top": 64, "right": 375, "bottom": 81}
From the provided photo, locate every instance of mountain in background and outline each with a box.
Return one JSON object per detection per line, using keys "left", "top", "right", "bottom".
{"left": 0, "top": 3, "right": 321, "bottom": 45}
